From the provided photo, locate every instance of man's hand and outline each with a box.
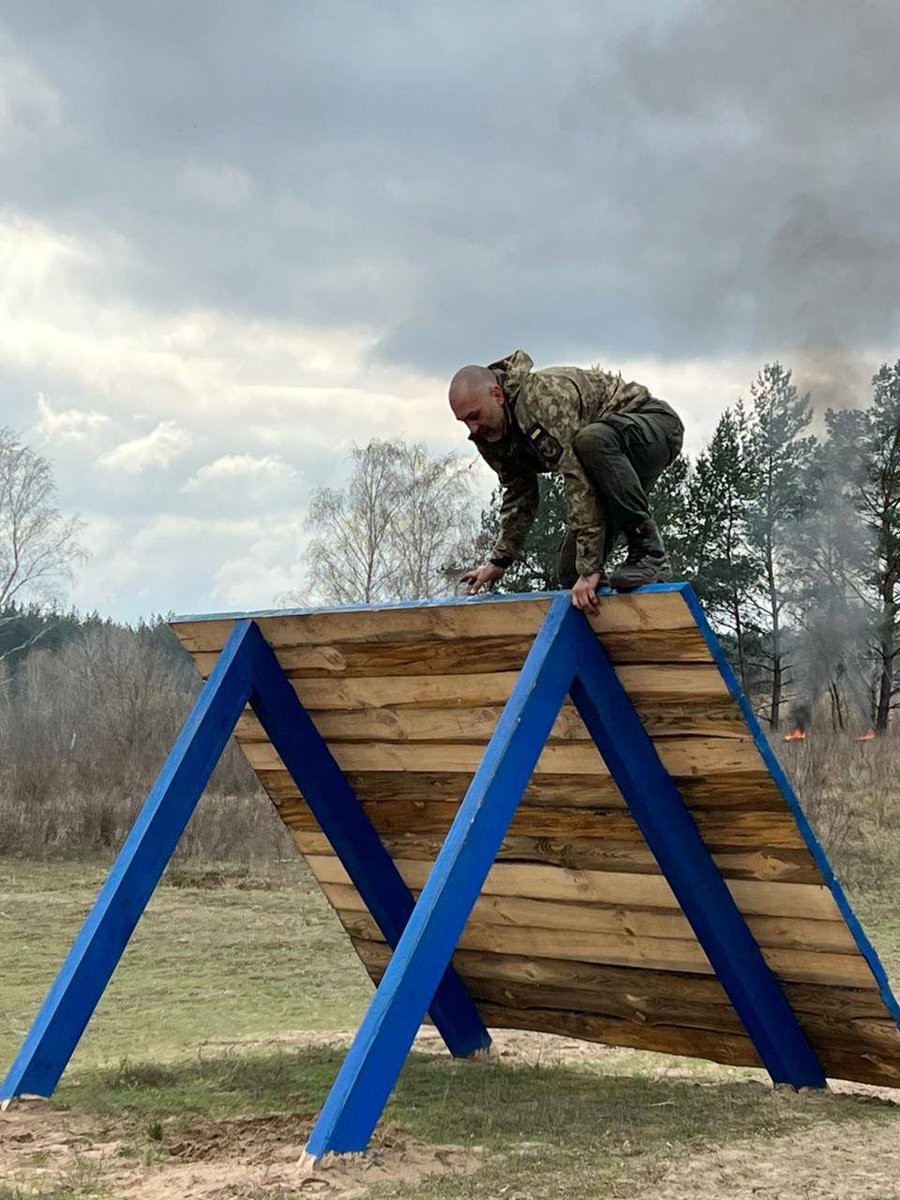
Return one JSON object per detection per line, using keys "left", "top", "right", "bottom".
{"left": 571, "top": 572, "right": 603, "bottom": 613}
{"left": 461, "top": 563, "right": 505, "bottom": 594}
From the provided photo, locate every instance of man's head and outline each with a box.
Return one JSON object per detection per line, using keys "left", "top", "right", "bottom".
{"left": 448, "top": 365, "right": 507, "bottom": 442}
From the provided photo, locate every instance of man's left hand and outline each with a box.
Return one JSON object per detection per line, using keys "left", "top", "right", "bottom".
{"left": 571, "top": 572, "right": 603, "bottom": 613}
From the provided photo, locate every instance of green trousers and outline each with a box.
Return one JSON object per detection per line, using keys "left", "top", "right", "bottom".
{"left": 558, "top": 397, "right": 683, "bottom": 587}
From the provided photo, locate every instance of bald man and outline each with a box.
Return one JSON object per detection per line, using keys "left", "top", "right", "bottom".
{"left": 450, "top": 351, "right": 684, "bottom": 612}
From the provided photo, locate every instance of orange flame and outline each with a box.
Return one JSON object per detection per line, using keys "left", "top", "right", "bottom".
{"left": 857, "top": 729, "right": 876, "bottom": 742}
{"left": 782, "top": 729, "right": 807, "bottom": 742}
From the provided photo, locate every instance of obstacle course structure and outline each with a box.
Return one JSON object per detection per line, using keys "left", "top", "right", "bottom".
{"left": 2, "top": 584, "right": 899, "bottom": 1158}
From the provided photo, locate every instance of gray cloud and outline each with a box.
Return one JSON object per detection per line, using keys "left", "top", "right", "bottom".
{"left": 4, "top": 2, "right": 898, "bottom": 385}
{"left": 2, "top": 2, "right": 899, "bottom": 617}
{"left": 6, "top": 1, "right": 896, "bottom": 386}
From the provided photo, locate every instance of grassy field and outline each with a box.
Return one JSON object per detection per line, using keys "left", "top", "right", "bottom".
{"left": 0, "top": 856, "right": 898, "bottom": 1199}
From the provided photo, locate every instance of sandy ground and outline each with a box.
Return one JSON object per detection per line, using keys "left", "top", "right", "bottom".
{"left": 1, "top": 1030, "right": 898, "bottom": 1199}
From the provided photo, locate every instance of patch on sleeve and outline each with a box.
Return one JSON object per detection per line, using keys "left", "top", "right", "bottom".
{"left": 525, "top": 422, "right": 563, "bottom": 464}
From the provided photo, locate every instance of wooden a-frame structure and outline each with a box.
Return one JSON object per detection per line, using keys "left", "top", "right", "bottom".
{"left": 2, "top": 584, "right": 899, "bottom": 1159}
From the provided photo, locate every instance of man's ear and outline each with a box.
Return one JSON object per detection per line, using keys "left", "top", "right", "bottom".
{"left": 489, "top": 384, "right": 505, "bottom": 406}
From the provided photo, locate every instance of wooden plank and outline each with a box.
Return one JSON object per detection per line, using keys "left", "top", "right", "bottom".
{"left": 284, "top": 800, "right": 807, "bottom": 852}
{"left": 291, "top": 829, "right": 822, "bottom": 883}
{"left": 338, "top": 910, "right": 872, "bottom": 986}
{"left": 173, "top": 590, "right": 698, "bottom": 656}
{"left": 195, "top": 636, "right": 536, "bottom": 680}
{"left": 241, "top": 736, "right": 763, "bottom": 777}
{"left": 466, "top": 1000, "right": 760, "bottom": 1067}
{"left": 279, "top": 663, "right": 731, "bottom": 712}
{"left": 355, "top": 943, "right": 897, "bottom": 1023}
{"left": 307, "top": 856, "right": 844, "bottom": 921}
{"left": 463, "top": 997, "right": 900, "bottom": 1085}
{"left": 258, "top": 767, "right": 786, "bottom": 813}
{"left": 326, "top": 884, "right": 856, "bottom": 953}
{"left": 191, "top": 626, "right": 714, "bottom": 680}
{"left": 235, "top": 698, "right": 748, "bottom": 744}
{"left": 174, "top": 599, "right": 552, "bottom": 653}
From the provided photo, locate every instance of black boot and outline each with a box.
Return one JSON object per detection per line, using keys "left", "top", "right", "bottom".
{"left": 609, "top": 518, "right": 672, "bottom": 591}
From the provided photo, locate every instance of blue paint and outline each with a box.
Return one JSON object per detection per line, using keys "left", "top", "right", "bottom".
{"left": 305, "top": 594, "right": 579, "bottom": 1158}
{"left": 0, "top": 620, "right": 258, "bottom": 1102}
{"left": 246, "top": 624, "right": 489, "bottom": 1058}
{"left": 676, "top": 582, "right": 900, "bottom": 1027}
{"left": 567, "top": 613, "right": 825, "bottom": 1088}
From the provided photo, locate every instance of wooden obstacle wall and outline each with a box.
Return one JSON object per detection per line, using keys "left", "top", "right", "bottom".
{"left": 171, "top": 590, "right": 900, "bottom": 1088}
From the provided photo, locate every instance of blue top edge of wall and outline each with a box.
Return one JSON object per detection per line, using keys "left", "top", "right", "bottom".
{"left": 170, "top": 581, "right": 689, "bottom": 624}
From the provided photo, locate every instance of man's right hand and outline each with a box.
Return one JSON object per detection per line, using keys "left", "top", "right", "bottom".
{"left": 461, "top": 563, "right": 505, "bottom": 594}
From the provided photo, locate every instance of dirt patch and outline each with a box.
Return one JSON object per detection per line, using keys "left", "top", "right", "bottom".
{"left": 620, "top": 1114, "right": 900, "bottom": 1200}
{"left": 0, "top": 1101, "right": 480, "bottom": 1199}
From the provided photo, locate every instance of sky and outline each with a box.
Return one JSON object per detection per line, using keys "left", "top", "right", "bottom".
{"left": 1, "top": 1, "right": 898, "bottom": 621}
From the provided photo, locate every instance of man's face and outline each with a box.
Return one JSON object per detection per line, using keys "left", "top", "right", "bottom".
{"left": 449, "top": 385, "right": 507, "bottom": 442}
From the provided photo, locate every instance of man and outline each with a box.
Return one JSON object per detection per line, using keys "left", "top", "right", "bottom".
{"left": 451, "top": 350, "right": 684, "bottom": 613}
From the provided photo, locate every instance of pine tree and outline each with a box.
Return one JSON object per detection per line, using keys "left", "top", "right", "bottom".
{"left": 681, "top": 405, "right": 759, "bottom": 694}
{"left": 853, "top": 362, "right": 900, "bottom": 730}
{"left": 469, "top": 475, "right": 568, "bottom": 593}
{"left": 743, "top": 364, "right": 817, "bottom": 728}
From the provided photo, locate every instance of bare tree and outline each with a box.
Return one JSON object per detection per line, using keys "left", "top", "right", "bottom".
{"left": 0, "top": 427, "right": 85, "bottom": 662}
{"left": 302, "top": 439, "right": 475, "bottom": 605}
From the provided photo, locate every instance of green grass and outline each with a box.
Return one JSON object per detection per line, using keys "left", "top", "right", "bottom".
{"left": 1, "top": 855, "right": 898, "bottom": 1199}
{"left": 0, "top": 857, "right": 373, "bottom": 1074}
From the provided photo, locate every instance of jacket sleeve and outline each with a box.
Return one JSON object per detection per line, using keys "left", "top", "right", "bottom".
{"left": 491, "top": 459, "right": 539, "bottom": 564}
{"left": 523, "top": 378, "right": 606, "bottom": 576}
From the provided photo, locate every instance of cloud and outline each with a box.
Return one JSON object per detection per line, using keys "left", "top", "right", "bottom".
{"left": 35, "top": 393, "right": 110, "bottom": 442}
{"left": 1, "top": 3, "right": 898, "bottom": 621}
{"left": 182, "top": 453, "right": 297, "bottom": 492}
{"left": 2, "top": 1, "right": 898, "bottom": 381}
{"left": 99, "top": 420, "right": 192, "bottom": 472}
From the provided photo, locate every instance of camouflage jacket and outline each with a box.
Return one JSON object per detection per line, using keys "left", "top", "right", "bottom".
{"left": 472, "top": 350, "right": 651, "bottom": 577}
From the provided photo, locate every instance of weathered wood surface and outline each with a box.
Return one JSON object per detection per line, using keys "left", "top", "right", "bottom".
{"left": 292, "top": 828, "right": 822, "bottom": 883}
{"left": 306, "top": 855, "right": 843, "bottom": 922}
{"left": 171, "top": 590, "right": 900, "bottom": 1086}
{"left": 241, "top": 735, "right": 764, "bottom": 777}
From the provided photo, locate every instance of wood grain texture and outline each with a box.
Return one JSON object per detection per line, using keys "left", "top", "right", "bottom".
{"left": 192, "top": 626, "right": 713, "bottom": 680}
{"left": 235, "top": 699, "right": 748, "bottom": 744}
{"left": 325, "top": 883, "right": 856, "bottom": 953}
{"left": 341, "top": 909, "right": 873, "bottom": 985}
{"left": 241, "top": 735, "right": 764, "bottom": 778}
{"left": 257, "top": 767, "right": 787, "bottom": 813}
{"left": 307, "top": 855, "right": 844, "bottom": 922}
{"left": 173, "top": 591, "right": 900, "bottom": 1089}
{"left": 291, "top": 829, "right": 822, "bottom": 883}
{"left": 355, "top": 944, "right": 895, "bottom": 1023}
{"left": 172, "top": 589, "right": 697, "bottom": 656}
{"left": 284, "top": 800, "right": 806, "bottom": 852}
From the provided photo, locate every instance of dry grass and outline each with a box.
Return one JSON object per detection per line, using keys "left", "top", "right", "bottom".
{"left": 774, "top": 726, "right": 900, "bottom": 889}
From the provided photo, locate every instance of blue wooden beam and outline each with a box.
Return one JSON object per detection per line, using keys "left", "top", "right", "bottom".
{"left": 566, "top": 613, "right": 825, "bottom": 1089}
{"left": 304, "top": 594, "right": 579, "bottom": 1159}
{"left": 245, "top": 624, "right": 490, "bottom": 1059}
{"left": 0, "top": 620, "right": 258, "bottom": 1103}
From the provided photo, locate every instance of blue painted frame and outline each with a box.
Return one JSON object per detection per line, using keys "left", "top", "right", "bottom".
{"left": 303, "top": 595, "right": 828, "bottom": 1157}
{"left": 304, "top": 594, "right": 578, "bottom": 1157}
{"left": 0, "top": 621, "right": 488, "bottom": 1104}
{"left": 0, "top": 619, "right": 258, "bottom": 1103}
{"left": 5, "top": 583, "right": 896, "bottom": 1155}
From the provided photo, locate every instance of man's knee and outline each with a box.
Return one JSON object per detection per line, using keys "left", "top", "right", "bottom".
{"left": 573, "top": 422, "right": 620, "bottom": 466}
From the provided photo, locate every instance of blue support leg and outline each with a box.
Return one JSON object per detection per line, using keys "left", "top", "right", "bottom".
{"left": 245, "top": 624, "right": 490, "bottom": 1059}
{"left": 304, "top": 595, "right": 579, "bottom": 1158}
{"left": 0, "top": 620, "right": 258, "bottom": 1103}
{"left": 567, "top": 614, "right": 825, "bottom": 1089}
